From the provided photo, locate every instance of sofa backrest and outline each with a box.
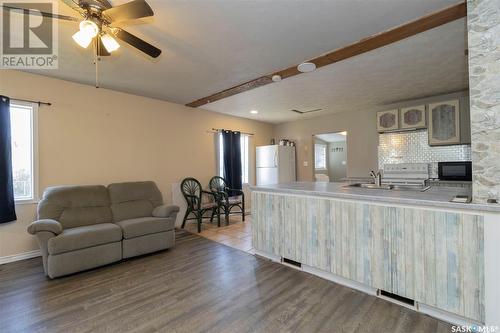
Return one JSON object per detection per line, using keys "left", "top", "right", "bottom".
{"left": 108, "top": 181, "right": 163, "bottom": 222}
{"left": 38, "top": 185, "right": 113, "bottom": 229}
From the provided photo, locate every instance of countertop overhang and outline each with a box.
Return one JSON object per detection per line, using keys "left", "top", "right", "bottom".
{"left": 250, "top": 182, "right": 500, "bottom": 213}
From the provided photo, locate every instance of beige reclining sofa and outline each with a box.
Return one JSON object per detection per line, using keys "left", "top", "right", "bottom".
{"left": 27, "top": 181, "right": 179, "bottom": 278}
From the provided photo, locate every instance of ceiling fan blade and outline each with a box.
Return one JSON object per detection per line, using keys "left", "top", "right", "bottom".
{"left": 111, "top": 27, "right": 161, "bottom": 58}
{"left": 102, "top": 0, "right": 153, "bottom": 22}
{"left": 291, "top": 108, "right": 323, "bottom": 114}
{"left": 1, "top": 4, "right": 79, "bottom": 21}
{"left": 96, "top": 36, "right": 111, "bottom": 56}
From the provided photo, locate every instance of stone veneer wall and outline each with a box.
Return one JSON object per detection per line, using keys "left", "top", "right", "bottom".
{"left": 467, "top": 0, "right": 500, "bottom": 203}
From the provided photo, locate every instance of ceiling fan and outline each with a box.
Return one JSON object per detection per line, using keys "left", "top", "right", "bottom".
{"left": 2, "top": 0, "right": 161, "bottom": 58}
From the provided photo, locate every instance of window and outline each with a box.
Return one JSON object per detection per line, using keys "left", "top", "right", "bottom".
{"left": 314, "top": 144, "right": 327, "bottom": 170}
{"left": 10, "top": 101, "right": 37, "bottom": 202}
{"left": 218, "top": 133, "right": 250, "bottom": 184}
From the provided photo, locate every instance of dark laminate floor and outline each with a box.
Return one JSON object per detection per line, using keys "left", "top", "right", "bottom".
{"left": 0, "top": 230, "right": 453, "bottom": 333}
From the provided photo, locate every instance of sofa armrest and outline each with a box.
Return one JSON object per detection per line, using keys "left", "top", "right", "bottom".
{"left": 27, "top": 219, "right": 62, "bottom": 277}
{"left": 27, "top": 219, "right": 63, "bottom": 235}
{"left": 152, "top": 205, "right": 180, "bottom": 218}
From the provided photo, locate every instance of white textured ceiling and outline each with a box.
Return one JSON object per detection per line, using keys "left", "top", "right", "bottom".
{"left": 18, "top": 0, "right": 461, "bottom": 106}
{"left": 203, "top": 19, "right": 468, "bottom": 124}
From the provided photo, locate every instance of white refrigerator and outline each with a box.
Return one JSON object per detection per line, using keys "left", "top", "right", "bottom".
{"left": 256, "top": 145, "right": 296, "bottom": 185}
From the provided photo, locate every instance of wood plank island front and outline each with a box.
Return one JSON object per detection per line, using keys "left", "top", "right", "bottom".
{"left": 251, "top": 182, "right": 500, "bottom": 327}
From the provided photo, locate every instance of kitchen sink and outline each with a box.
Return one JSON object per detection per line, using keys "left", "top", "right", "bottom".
{"left": 344, "top": 183, "right": 431, "bottom": 192}
{"left": 344, "top": 183, "right": 393, "bottom": 190}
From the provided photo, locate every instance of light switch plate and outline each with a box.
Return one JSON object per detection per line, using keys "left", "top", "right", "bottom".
{"left": 303, "top": 161, "right": 308, "bottom": 167}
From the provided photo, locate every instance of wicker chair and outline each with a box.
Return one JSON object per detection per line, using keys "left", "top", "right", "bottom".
{"left": 180, "top": 178, "right": 219, "bottom": 232}
{"left": 209, "top": 176, "right": 245, "bottom": 225}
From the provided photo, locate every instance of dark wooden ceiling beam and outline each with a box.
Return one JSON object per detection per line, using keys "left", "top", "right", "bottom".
{"left": 186, "top": 2, "right": 466, "bottom": 108}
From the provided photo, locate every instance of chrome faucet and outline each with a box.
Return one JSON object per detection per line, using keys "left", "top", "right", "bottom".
{"left": 370, "top": 170, "right": 382, "bottom": 187}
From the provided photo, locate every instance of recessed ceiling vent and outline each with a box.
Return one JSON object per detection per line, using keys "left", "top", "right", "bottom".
{"left": 291, "top": 108, "right": 323, "bottom": 114}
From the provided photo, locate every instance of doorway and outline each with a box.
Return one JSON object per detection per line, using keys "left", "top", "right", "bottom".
{"left": 313, "top": 131, "right": 347, "bottom": 182}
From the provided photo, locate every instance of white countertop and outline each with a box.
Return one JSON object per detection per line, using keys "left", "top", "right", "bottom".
{"left": 250, "top": 182, "right": 500, "bottom": 213}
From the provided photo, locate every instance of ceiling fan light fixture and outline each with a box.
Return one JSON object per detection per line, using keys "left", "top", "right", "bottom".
{"left": 72, "top": 30, "right": 93, "bottom": 48}
{"left": 79, "top": 19, "right": 99, "bottom": 38}
{"left": 101, "top": 33, "right": 120, "bottom": 53}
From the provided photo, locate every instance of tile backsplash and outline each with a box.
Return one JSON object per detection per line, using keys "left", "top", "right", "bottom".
{"left": 378, "top": 130, "right": 471, "bottom": 178}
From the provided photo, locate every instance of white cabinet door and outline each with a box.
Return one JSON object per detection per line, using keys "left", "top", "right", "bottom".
{"left": 377, "top": 109, "right": 399, "bottom": 132}
{"left": 428, "top": 100, "right": 460, "bottom": 145}
{"left": 401, "top": 105, "right": 427, "bottom": 129}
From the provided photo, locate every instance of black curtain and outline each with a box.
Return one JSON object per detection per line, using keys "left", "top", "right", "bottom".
{"left": 222, "top": 130, "right": 242, "bottom": 196}
{"left": 0, "top": 96, "right": 16, "bottom": 224}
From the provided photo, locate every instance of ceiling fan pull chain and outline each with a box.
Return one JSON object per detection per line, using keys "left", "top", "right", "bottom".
{"left": 94, "top": 39, "right": 100, "bottom": 89}
{"left": 95, "top": 57, "right": 99, "bottom": 89}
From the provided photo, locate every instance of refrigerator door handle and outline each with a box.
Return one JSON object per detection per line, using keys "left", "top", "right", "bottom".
{"left": 274, "top": 151, "right": 278, "bottom": 167}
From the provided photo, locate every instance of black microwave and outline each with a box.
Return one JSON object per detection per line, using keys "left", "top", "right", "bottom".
{"left": 438, "top": 161, "right": 472, "bottom": 181}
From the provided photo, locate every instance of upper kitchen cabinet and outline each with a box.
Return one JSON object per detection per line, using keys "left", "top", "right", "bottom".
{"left": 400, "top": 105, "right": 427, "bottom": 129}
{"left": 376, "top": 93, "right": 471, "bottom": 144}
{"left": 428, "top": 100, "right": 460, "bottom": 145}
{"left": 377, "top": 109, "right": 399, "bottom": 132}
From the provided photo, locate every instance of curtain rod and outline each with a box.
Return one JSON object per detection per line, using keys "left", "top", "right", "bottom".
{"left": 12, "top": 98, "right": 51, "bottom": 107}
{"left": 210, "top": 128, "right": 254, "bottom": 136}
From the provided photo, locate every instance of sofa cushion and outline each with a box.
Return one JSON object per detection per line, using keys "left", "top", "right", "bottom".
{"left": 116, "top": 217, "right": 174, "bottom": 239}
{"left": 48, "top": 223, "right": 122, "bottom": 255}
{"left": 38, "top": 185, "right": 112, "bottom": 229}
{"left": 108, "top": 181, "right": 163, "bottom": 222}
{"left": 111, "top": 201, "right": 155, "bottom": 222}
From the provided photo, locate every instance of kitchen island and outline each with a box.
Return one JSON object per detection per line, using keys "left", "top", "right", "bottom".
{"left": 251, "top": 182, "right": 500, "bottom": 326}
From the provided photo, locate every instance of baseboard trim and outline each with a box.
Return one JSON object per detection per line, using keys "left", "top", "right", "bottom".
{"left": 253, "top": 249, "right": 281, "bottom": 263}
{"left": 0, "top": 250, "right": 41, "bottom": 265}
{"left": 302, "top": 264, "right": 378, "bottom": 296}
{"left": 418, "top": 303, "right": 483, "bottom": 328}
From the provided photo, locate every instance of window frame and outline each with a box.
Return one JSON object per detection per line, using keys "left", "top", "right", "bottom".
{"left": 240, "top": 134, "right": 250, "bottom": 185}
{"left": 10, "top": 100, "right": 39, "bottom": 205}
{"left": 314, "top": 143, "right": 327, "bottom": 170}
